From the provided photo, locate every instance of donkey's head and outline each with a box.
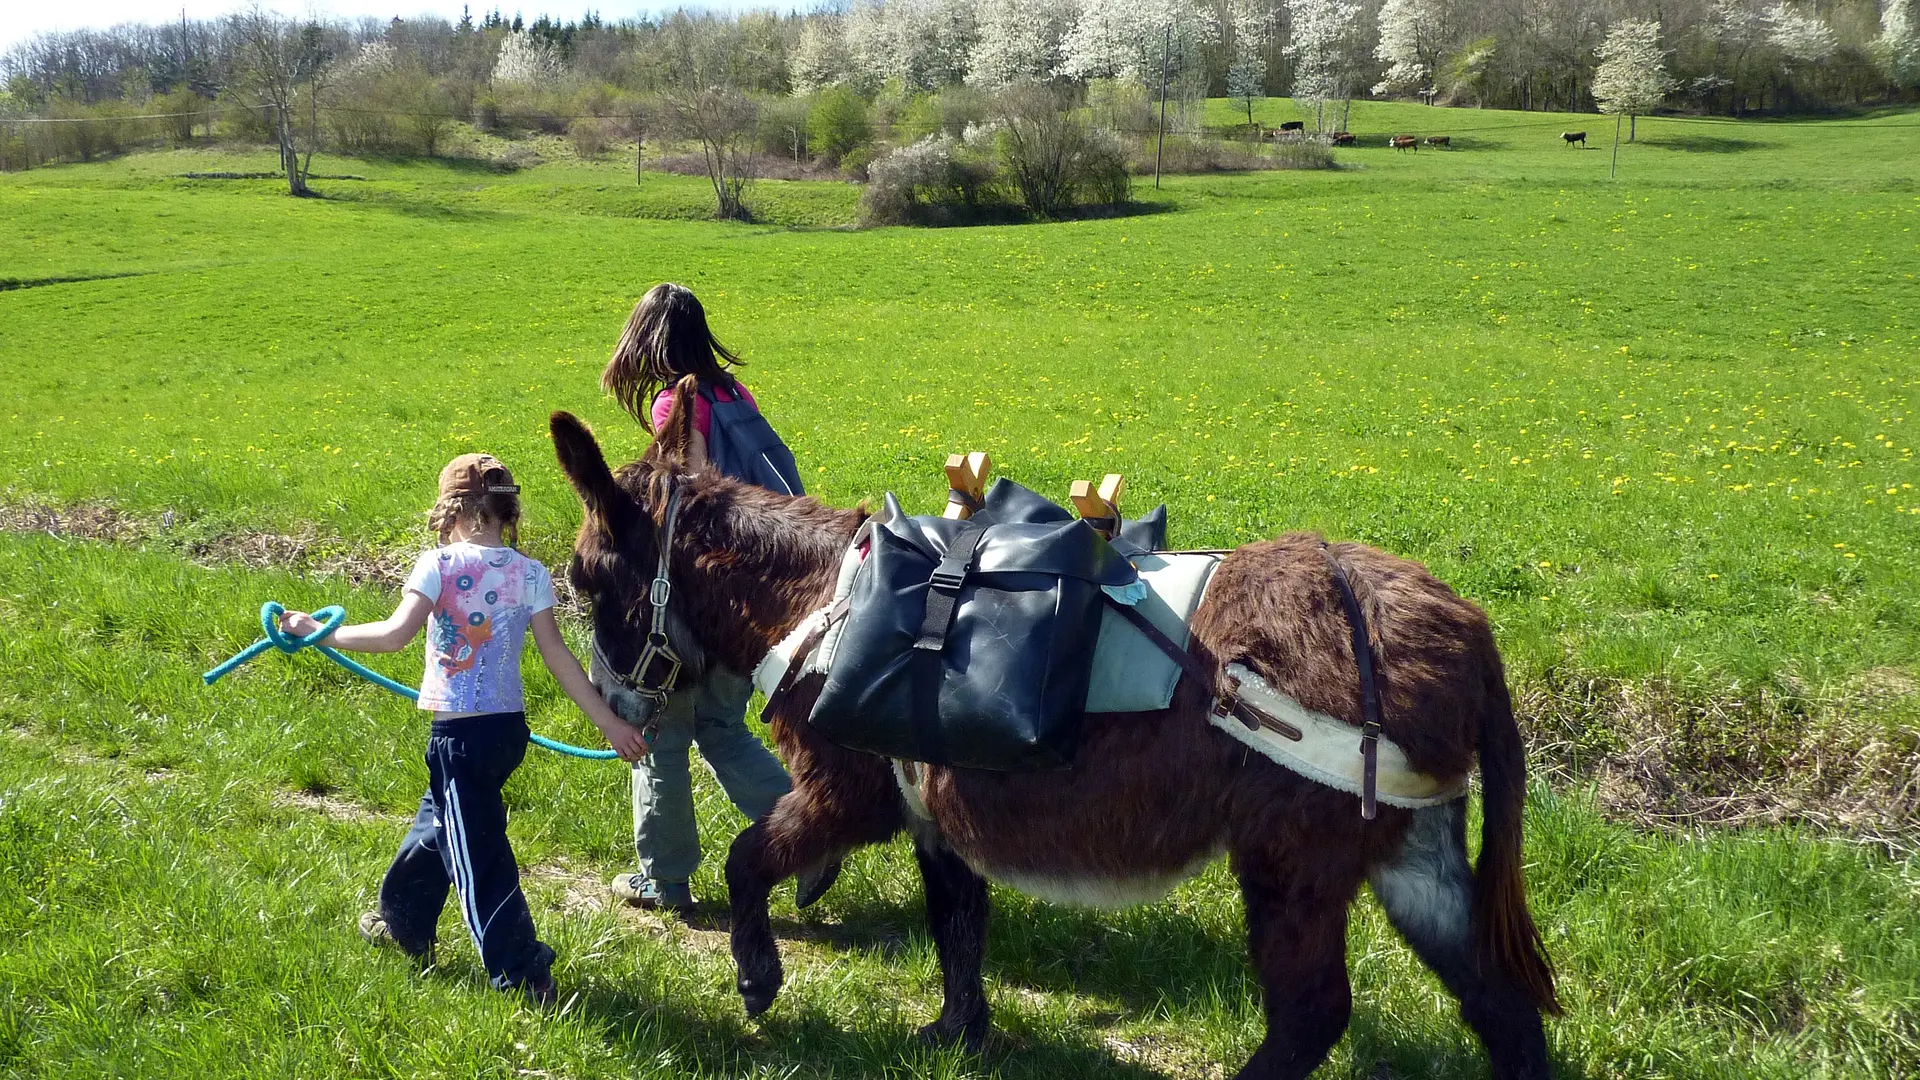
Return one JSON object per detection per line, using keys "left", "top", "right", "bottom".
{"left": 550, "top": 409, "right": 713, "bottom": 723}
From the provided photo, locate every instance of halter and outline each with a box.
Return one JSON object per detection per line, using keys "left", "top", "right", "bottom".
{"left": 593, "top": 480, "right": 686, "bottom": 719}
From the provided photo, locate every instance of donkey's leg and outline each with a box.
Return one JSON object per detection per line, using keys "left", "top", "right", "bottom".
{"left": 912, "top": 834, "right": 991, "bottom": 1050}
{"left": 1368, "top": 800, "right": 1549, "bottom": 1080}
{"left": 1231, "top": 845, "right": 1365, "bottom": 1080}
{"left": 725, "top": 778, "right": 900, "bottom": 1018}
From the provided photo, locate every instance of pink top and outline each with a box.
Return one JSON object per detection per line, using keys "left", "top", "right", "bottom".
{"left": 652, "top": 381, "right": 756, "bottom": 438}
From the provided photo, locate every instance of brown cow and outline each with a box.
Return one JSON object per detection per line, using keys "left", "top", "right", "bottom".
{"left": 1561, "top": 131, "right": 1587, "bottom": 148}
{"left": 1427, "top": 135, "right": 1451, "bottom": 148}
{"left": 1330, "top": 131, "right": 1357, "bottom": 146}
{"left": 1392, "top": 134, "right": 1418, "bottom": 152}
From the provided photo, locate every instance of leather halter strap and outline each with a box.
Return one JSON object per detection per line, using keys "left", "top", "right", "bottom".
{"left": 594, "top": 480, "right": 686, "bottom": 705}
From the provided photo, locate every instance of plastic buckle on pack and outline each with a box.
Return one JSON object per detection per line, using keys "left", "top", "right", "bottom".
{"left": 929, "top": 564, "right": 969, "bottom": 591}
{"left": 649, "top": 577, "right": 672, "bottom": 608}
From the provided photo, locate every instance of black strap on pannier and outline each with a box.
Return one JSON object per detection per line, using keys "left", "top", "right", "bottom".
{"left": 1320, "top": 544, "right": 1384, "bottom": 820}
{"left": 913, "top": 524, "right": 989, "bottom": 652}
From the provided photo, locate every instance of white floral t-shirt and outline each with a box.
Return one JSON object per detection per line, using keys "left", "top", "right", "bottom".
{"left": 403, "top": 542, "right": 556, "bottom": 714}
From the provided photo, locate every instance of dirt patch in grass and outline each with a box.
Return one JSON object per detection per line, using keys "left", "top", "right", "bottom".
{"left": 1522, "top": 668, "right": 1920, "bottom": 854}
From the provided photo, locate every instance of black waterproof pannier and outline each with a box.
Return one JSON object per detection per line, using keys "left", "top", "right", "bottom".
{"left": 808, "top": 480, "right": 1141, "bottom": 771}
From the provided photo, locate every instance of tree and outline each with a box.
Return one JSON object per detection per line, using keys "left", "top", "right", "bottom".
{"left": 664, "top": 84, "right": 759, "bottom": 220}
{"left": 492, "top": 28, "right": 560, "bottom": 86}
{"left": 1284, "top": 0, "right": 1362, "bottom": 132}
{"left": 1769, "top": 3, "right": 1837, "bottom": 64}
{"left": 1226, "top": 0, "right": 1269, "bottom": 130}
{"left": 1592, "top": 18, "right": 1673, "bottom": 142}
{"left": 808, "top": 84, "right": 873, "bottom": 163}
{"left": 1373, "top": 0, "right": 1451, "bottom": 99}
{"left": 1873, "top": 0, "right": 1920, "bottom": 88}
{"left": 968, "top": 0, "right": 1062, "bottom": 89}
{"left": 228, "top": 6, "right": 336, "bottom": 196}
{"left": 791, "top": 16, "right": 848, "bottom": 94}
{"left": 1058, "top": 0, "right": 1220, "bottom": 90}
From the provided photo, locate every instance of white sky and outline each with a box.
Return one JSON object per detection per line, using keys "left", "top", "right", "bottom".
{"left": 0, "top": 0, "right": 764, "bottom": 56}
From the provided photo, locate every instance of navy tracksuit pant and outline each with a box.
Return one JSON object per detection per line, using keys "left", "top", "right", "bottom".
{"left": 379, "top": 712, "right": 553, "bottom": 990}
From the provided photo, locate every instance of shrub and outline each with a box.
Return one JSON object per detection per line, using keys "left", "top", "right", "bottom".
{"left": 808, "top": 85, "right": 871, "bottom": 165}
{"left": 839, "top": 144, "right": 875, "bottom": 181}
{"left": 860, "top": 134, "right": 998, "bottom": 226}
{"left": 992, "top": 83, "right": 1129, "bottom": 218}
{"left": 895, "top": 93, "right": 944, "bottom": 143}
{"left": 567, "top": 117, "right": 611, "bottom": 159}
{"left": 756, "top": 94, "right": 813, "bottom": 160}
{"left": 490, "top": 143, "right": 542, "bottom": 172}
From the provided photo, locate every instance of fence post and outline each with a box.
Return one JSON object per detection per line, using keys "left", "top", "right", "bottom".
{"left": 1154, "top": 24, "right": 1171, "bottom": 190}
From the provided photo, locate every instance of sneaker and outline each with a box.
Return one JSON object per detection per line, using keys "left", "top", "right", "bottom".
{"left": 358, "top": 911, "right": 431, "bottom": 962}
{"left": 609, "top": 873, "right": 695, "bottom": 913}
{"left": 524, "top": 973, "right": 559, "bottom": 1008}
{"left": 795, "top": 858, "right": 844, "bottom": 910}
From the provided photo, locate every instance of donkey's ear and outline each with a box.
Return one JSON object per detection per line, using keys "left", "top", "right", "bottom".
{"left": 645, "top": 373, "right": 701, "bottom": 469}
{"left": 551, "top": 411, "right": 622, "bottom": 512}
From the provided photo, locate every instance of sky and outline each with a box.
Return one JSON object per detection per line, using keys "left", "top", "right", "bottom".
{"left": 0, "top": 0, "right": 763, "bottom": 55}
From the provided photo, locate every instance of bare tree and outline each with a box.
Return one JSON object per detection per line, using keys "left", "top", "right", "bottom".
{"left": 228, "top": 6, "right": 335, "bottom": 195}
{"left": 664, "top": 85, "right": 760, "bottom": 220}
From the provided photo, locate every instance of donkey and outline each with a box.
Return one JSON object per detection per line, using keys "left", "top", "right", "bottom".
{"left": 551, "top": 404, "right": 1560, "bottom": 1080}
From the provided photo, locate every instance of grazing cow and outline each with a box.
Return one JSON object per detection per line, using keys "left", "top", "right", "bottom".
{"left": 1561, "top": 131, "right": 1586, "bottom": 148}
{"left": 1330, "top": 132, "right": 1357, "bottom": 146}
{"left": 1392, "top": 135, "right": 1418, "bottom": 152}
{"left": 551, "top": 408, "right": 1561, "bottom": 1080}
{"left": 1427, "top": 135, "right": 1451, "bottom": 148}
{"left": 1280, "top": 120, "right": 1305, "bottom": 132}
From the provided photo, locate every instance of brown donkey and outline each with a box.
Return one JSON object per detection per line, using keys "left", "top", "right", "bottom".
{"left": 551, "top": 406, "right": 1559, "bottom": 1080}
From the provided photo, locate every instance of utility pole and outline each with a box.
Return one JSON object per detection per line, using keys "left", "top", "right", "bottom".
{"left": 1610, "top": 112, "right": 1622, "bottom": 179}
{"left": 1154, "top": 24, "right": 1171, "bottom": 190}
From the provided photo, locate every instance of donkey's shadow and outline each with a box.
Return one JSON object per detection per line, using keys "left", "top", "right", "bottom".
{"left": 748, "top": 887, "right": 1598, "bottom": 1080}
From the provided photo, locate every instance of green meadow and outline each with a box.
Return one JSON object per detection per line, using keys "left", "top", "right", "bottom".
{"left": 2, "top": 100, "right": 1917, "bottom": 1078}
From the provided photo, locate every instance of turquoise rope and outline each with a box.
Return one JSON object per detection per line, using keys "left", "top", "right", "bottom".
{"left": 203, "top": 601, "right": 620, "bottom": 761}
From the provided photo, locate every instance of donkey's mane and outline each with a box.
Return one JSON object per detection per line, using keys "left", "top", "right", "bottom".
{"left": 614, "top": 458, "right": 865, "bottom": 672}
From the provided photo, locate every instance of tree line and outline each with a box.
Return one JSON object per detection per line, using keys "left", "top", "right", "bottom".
{"left": 0, "top": 0, "right": 1914, "bottom": 189}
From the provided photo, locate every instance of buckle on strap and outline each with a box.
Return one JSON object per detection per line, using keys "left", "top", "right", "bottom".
{"left": 649, "top": 576, "right": 672, "bottom": 608}
{"left": 914, "top": 524, "right": 989, "bottom": 652}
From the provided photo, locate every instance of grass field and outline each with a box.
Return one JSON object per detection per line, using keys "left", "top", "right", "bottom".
{"left": 2, "top": 100, "right": 1918, "bottom": 1078}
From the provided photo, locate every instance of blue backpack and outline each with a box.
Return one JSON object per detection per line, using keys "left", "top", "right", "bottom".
{"left": 699, "top": 381, "right": 806, "bottom": 496}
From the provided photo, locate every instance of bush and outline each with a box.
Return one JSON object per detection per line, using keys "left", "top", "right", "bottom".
{"left": 567, "top": 117, "right": 611, "bottom": 159}
{"left": 808, "top": 85, "right": 871, "bottom": 165}
{"left": 860, "top": 134, "right": 999, "bottom": 226}
{"left": 992, "top": 83, "right": 1129, "bottom": 218}
{"left": 895, "top": 93, "right": 944, "bottom": 143}
{"left": 839, "top": 144, "right": 875, "bottom": 181}
{"left": 756, "top": 94, "right": 813, "bottom": 160}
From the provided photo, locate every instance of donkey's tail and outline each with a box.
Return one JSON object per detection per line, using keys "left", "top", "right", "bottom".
{"left": 1474, "top": 672, "right": 1560, "bottom": 1014}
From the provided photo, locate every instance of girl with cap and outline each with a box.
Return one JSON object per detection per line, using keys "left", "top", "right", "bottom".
{"left": 279, "top": 453, "right": 650, "bottom": 1004}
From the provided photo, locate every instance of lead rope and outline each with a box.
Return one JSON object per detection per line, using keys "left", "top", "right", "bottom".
{"left": 203, "top": 600, "right": 621, "bottom": 760}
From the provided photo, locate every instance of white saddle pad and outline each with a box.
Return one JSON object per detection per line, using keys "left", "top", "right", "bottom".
{"left": 1085, "top": 552, "right": 1221, "bottom": 714}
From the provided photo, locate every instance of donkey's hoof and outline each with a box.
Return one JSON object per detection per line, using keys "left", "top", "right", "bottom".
{"left": 738, "top": 977, "right": 780, "bottom": 1018}
{"left": 917, "top": 1017, "right": 987, "bottom": 1053}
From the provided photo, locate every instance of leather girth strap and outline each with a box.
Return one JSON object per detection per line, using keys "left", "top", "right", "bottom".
{"left": 1319, "top": 543, "right": 1385, "bottom": 820}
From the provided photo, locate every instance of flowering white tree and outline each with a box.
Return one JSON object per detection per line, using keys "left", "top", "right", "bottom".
{"left": 493, "top": 29, "right": 560, "bottom": 86}
{"left": 1284, "top": 0, "right": 1362, "bottom": 132}
{"left": 968, "top": 0, "right": 1064, "bottom": 88}
{"left": 1058, "top": 0, "right": 1219, "bottom": 87}
{"left": 1874, "top": 0, "right": 1920, "bottom": 86}
{"left": 1592, "top": 18, "right": 1673, "bottom": 141}
{"left": 1372, "top": 0, "right": 1450, "bottom": 98}
{"left": 1768, "top": 2, "right": 1837, "bottom": 63}
{"left": 1225, "top": 0, "right": 1270, "bottom": 127}
{"left": 791, "top": 16, "right": 848, "bottom": 93}
{"left": 845, "top": 0, "right": 977, "bottom": 92}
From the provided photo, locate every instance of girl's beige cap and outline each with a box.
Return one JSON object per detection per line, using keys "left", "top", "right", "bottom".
{"left": 438, "top": 454, "right": 519, "bottom": 498}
